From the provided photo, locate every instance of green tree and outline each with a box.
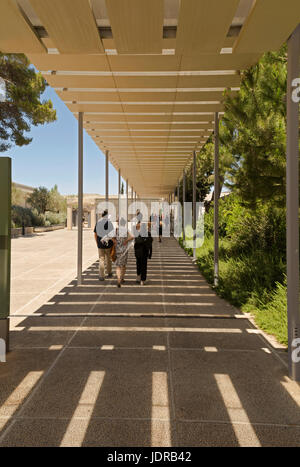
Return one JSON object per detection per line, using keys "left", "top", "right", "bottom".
{"left": 180, "top": 135, "right": 233, "bottom": 205}
{"left": 0, "top": 54, "right": 56, "bottom": 152}
{"left": 48, "top": 184, "right": 67, "bottom": 213}
{"left": 26, "top": 186, "right": 50, "bottom": 214}
{"left": 121, "top": 181, "right": 124, "bottom": 194}
{"left": 221, "top": 47, "right": 289, "bottom": 207}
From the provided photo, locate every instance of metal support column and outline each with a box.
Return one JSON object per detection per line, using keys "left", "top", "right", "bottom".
{"left": 0, "top": 157, "right": 11, "bottom": 354}
{"left": 105, "top": 150, "right": 109, "bottom": 202}
{"left": 77, "top": 112, "right": 84, "bottom": 286}
{"left": 214, "top": 112, "right": 220, "bottom": 287}
{"left": 183, "top": 169, "right": 186, "bottom": 241}
{"left": 192, "top": 151, "right": 196, "bottom": 259}
{"left": 126, "top": 179, "right": 128, "bottom": 228}
{"left": 287, "top": 24, "right": 300, "bottom": 381}
{"left": 118, "top": 168, "right": 121, "bottom": 220}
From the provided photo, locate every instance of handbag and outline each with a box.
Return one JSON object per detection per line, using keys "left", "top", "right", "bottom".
{"left": 110, "top": 243, "right": 117, "bottom": 262}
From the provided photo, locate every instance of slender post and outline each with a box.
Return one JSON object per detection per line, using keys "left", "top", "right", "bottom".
{"left": 0, "top": 157, "right": 11, "bottom": 354}
{"left": 105, "top": 150, "right": 109, "bottom": 202}
{"left": 214, "top": 112, "right": 219, "bottom": 287}
{"left": 126, "top": 179, "right": 128, "bottom": 228}
{"left": 287, "top": 24, "right": 300, "bottom": 381}
{"left": 183, "top": 169, "right": 186, "bottom": 241}
{"left": 193, "top": 151, "right": 196, "bottom": 259}
{"left": 118, "top": 168, "right": 121, "bottom": 220}
{"left": 77, "top": 112, "right": 84, "bottom": 286}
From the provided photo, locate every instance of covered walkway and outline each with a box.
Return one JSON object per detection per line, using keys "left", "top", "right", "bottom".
{"left": 0, "top": 236, "right": 299, "bottom": 447}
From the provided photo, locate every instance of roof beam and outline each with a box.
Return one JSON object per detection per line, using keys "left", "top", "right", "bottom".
{"left": 176, "top": 0, "right": 240, "bottom": 54}
{"left": 0, "top": 0, "right": 46, "bottom": 53}
{"left": 30, "top": 0, "right": 104, "bottom": 53}
{"left": 234, "top": 0, "right": 300, "bottom": 53}
{"left": 105, "top": 0, "right": 164, "bottom": 54}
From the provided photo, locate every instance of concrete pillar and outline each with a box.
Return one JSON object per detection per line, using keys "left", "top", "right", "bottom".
{"left": 91, "top": 206, "right": 96, "bottom": 229}
{"left": 105, "top": 150, "right": 109, "bottom": 202}
{"left": 214, "top": 112, "right": 219, "bottom": 287}
{"left": 183, "top": 170, "right": 186, "bottom": 241}
{"left": 126, "top": 179, "right": 128, "bottom": 228}
{"left": 0, "top": 157, "right": 11, "bottom": 353}
{"left": 118, "top": 168, "right": 121, "bottom": 219}
{"left": 192, "top": 151, "right": 197, "bottom": 259}
{"left": 67, "top": 206, "right": 73, "bottom": 230}
{"left": 287, "top": 24, "right": 300, "bottom": 381}
{"left": 77, "top": 112, "right": 84, "bottom": 286}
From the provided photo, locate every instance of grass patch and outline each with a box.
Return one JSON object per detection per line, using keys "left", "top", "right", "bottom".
{"left": 180, "top": 235, "right": 288, "bottom": 346}
{"left": 242, "top": 282, "right": 288, "bottom": 345}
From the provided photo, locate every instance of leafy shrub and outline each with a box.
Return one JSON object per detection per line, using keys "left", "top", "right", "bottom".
{"left": 45, "top": 211, "right": 66, "bottom": 225}
{"left": 243, "top": 280, "right": 288, "bottom": 345}
{"left": 11, "top": 205, "right": 45, "bottom": 228}
{"left": 181, "top": 193, "right": 288, "bottom": 344}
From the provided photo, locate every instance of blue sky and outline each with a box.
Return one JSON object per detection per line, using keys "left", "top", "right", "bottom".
{"left": 2, "top": 86, "right": 120, "bottom": 196}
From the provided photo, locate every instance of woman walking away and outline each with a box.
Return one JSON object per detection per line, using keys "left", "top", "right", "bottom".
{"left": 159, "top": 213, "right": 163, "bottom": 243}
{"left": 114, "top": 219, "right": 134, "bottom": 288}
{"left": 134, "top": 222, "right": 153, "bottom": 285}
{"left": 94, "top": 210, "right": 114, "bottom": 281}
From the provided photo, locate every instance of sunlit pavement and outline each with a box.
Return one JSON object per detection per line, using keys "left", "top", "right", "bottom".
{"left": 0, "top": 231, "right": 299, "bottom": 446}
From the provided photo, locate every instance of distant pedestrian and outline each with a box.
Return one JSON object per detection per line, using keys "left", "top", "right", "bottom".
{"left": 134, "top": 222, "right": 153, "bottom": 285}
{"left": 94, "top": 210, "right": 114, "bottom": 281}
{"left": 158, "top": 214, "right": 163, "bottom": 242}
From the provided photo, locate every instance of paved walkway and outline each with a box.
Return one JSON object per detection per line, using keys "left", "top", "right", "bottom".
{"left": 0, "top": 232, "right": 300, "bottom": 446}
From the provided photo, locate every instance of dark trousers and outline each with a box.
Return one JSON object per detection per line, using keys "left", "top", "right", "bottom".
{"left": 136, "top": 255, "right": 148, "bottom": 281}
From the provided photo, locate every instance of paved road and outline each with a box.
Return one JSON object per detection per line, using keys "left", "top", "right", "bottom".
{"left": 0, "top": 232, "right": 299, "bottom": 446}
{"left": 10, "top": 228, "right": 97, "bottom": 318}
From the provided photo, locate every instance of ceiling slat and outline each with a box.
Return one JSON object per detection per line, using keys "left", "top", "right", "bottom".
{"left": 0, "top": 0, "right": 46, "bottom": 53}
{"left": 58, "top": 90, "right": 229, "bottom": 103}
{"left": 34, "top": 53, "right": 259, "bottom": 73}
{"left": 68, "top": 103, "right": 223, "bottom": 113}
{"left": 84, "top": 114, "right": 216, "bottom": 123}
{"left": 42, "top": 74, "right": 241, "bottom": 90}
{"left": 234, "top": 0, "right": 300, "bottom": 54}
{"left": 105, "top": 0, "right": 164, "bottom": 54}
{"left": 176, "top": 0, "right": 240, "bottom": 54}
{"left": 30, "top": 0, "right": 104, "bottom": 53}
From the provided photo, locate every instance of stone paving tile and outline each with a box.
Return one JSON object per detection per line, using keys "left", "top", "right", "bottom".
{"left": 166, "top": 317, "right": 264, "bottom": 350}
{"left": 0, "top": 418, "right": 173, "bottom": 447}
{"left": 170, "top": 349, "right": 300, "bottom": 426}
{"left": 19, "top": 348, "right": 169, "bottom": 420}
{"left": 9, "top": 316, "right": 83, "bottom": 349}
{"left": 69, "top": 316, "right": 169, "bottom": 348}
{"left": 0, "top": 349, "right": 60, "bottom": 418}
{"left": 176, "top": 422, "right": 300, "bottom": 447}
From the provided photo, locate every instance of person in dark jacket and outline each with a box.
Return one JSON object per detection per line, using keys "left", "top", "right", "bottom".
{"left": 134, "top": 222, "right": 153, "bottom": 285}
{"left": 94, "top": 210, "right": 114, "bottom": 281}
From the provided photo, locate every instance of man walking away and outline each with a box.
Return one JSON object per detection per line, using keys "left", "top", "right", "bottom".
{"left": 94, "top": 210, "right": 114, "bottom": 281}
{"left": 134, "top": 222, "right": 153, "bottom": 285}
